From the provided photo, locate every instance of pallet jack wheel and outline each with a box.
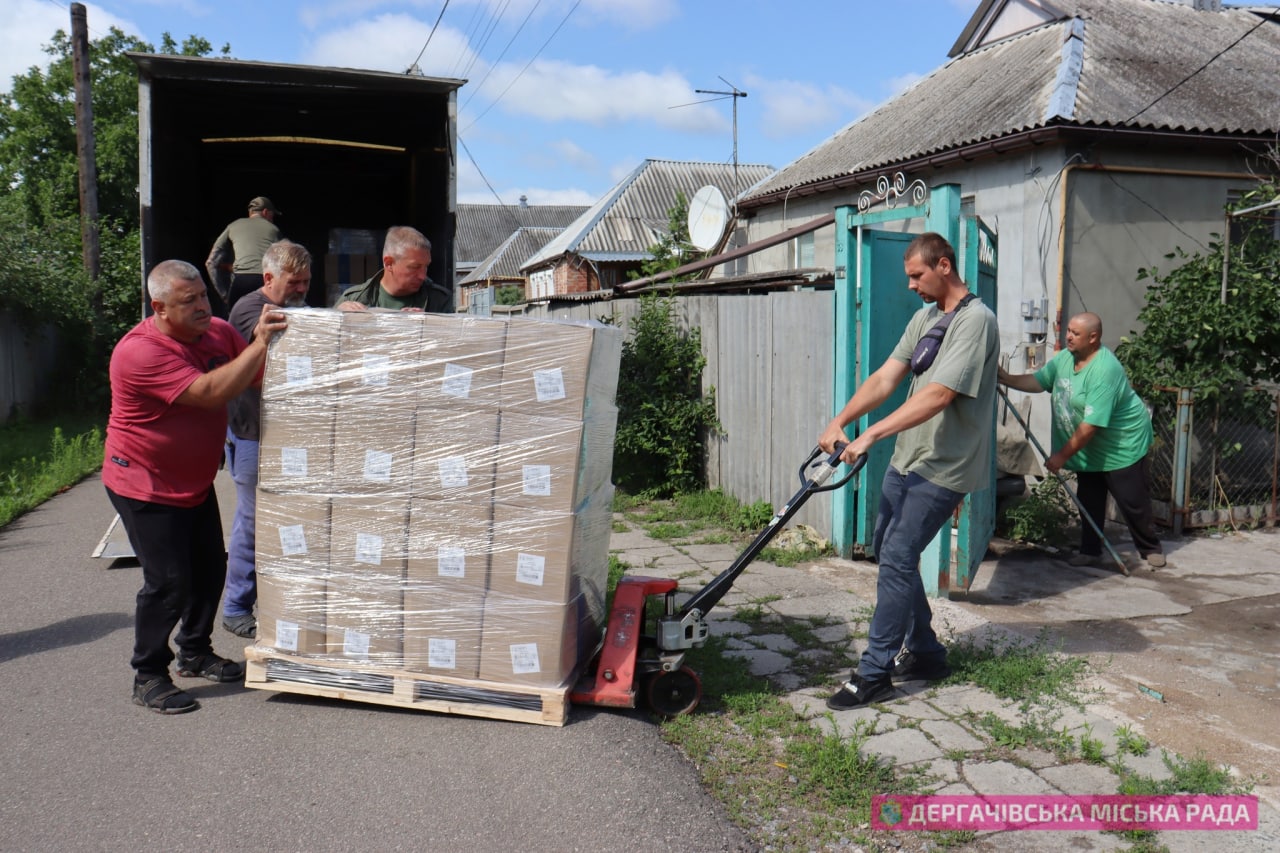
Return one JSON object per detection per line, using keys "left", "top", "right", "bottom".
{"left": 644, "top": 665, "right": 702, "bottom": 718}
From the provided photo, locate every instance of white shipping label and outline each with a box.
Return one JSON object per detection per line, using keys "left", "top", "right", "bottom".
{"left": 343, "top": 629, "right": 371, "bottom": 657}
{"left": 437, "top": 457, "right": 469, "bottom": 488}
{"left": 285, "top": 355, "right": 313, "bottom": 386}
{"left": 441, "top": 362, "right": 473, "bottom": 398}
{"left": 522, "top": 464, "right": 552, "bottom": 496}
{"left": 274, "top": 620, "right": 300, "bottom": 652}
{"left": 363, "top": 449, "right": 393, "bottom": 483}
{"left": 278, "top": 524, "right": 308, "bottom": 557}
{"left": 280, "top": 447, "right": 309, "bottom": 477}
{"left": 515, "top": 552, "right": 546, "bottom": 586}
{"left": 428, "top": 638, "right": 458, "bottom": 669}
{"left": 509, "top": 642, "right": 542, "bottom": 675}
{"left": 354, "top": 532, "right": 384, "bottom": 565}
{"left": 533, "top": 367, "right": 567, "bottom": 402}
{"left": 437, "top": 546, "right": 467, "bottom": 578}
{"left": 362, "top": 353, "right": 391, "bottom": 386}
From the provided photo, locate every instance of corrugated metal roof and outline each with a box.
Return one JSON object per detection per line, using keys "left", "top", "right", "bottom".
{"left": 743, "top": 0, "right": 1280, "bottom": 203}
{"left": 455, "top": 203, "right": 587, "bottom": 264}
{"left": 522, "top": 159, "right": 775, "bottom": 270}
{"left": 459, "top": 227, "right": 561, "bottom": 283}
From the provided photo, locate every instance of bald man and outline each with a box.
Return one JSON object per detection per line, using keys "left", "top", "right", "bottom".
{"left": 999, "top": 312, "right": 1165, "bottom": 569}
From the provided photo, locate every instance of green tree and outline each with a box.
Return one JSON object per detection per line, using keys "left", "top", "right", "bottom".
{"left": 1116, "top": 180, "right": 1280, "bottom": 402}
{"left": 630, "top": 190, "right": 698, "bottom": 281}
{"left": 613, "top": 294, "right": 719, "bottom": 496}
{"left": 0, "top": 27, "right": 225, "bottom": 412}
{"left": 495, "top": 284, "right": 524, "bottom": 305}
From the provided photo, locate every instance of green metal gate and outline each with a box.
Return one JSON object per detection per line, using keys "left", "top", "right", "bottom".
{"left": 829, "top": 178, "right": 998, "bottom": 596}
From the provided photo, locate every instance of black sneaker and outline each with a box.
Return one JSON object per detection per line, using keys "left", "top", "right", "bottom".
{"left": 890, "top": 649, "right": 952, "bottom": 684}
{"left": 826, "top": 674, "right": 894, "bottom": 710}
{"left": 176, "top": 653, "right": 245, "bottom": 683}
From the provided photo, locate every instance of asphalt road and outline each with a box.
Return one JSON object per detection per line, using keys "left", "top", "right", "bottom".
{"left": 0, "top": 474, "right": 752, "bottom": 852}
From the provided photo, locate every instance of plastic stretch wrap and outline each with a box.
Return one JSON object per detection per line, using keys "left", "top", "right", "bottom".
{"left": 253, "top": 309, "right": 622, "bottom": 688}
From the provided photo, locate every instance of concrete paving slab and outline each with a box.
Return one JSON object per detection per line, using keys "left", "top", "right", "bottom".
{"left": 723, "top": 647, "right": 791, "bottom": 676}
{"left": 919, "top": 718, "right": 987, "bottom": 753}
{"left": 1038, "top": 761, "right": 1122, "bottom": 794}
{"left": 927, "top": 685, "right": 1025, "bottom": 725}
{"left": 861, "top": 727, "right": 943, "bottom": 764}
{"left": 752, "top": 633, "right": 799, "bottom": 652}
{"left": 961, "top": 760, "right": 1058, "bottom": 794}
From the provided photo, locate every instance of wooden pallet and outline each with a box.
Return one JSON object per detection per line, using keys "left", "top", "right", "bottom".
{"left": 244, "top": 647, "right": 570, "bottom": 727}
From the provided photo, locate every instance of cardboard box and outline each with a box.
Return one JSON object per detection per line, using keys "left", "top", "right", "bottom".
{"left": 259, "top": 403, "right": 334, "bottom": 494}
{"left": 417, "top": 314, "right": 508, "bottom": 410}
{"left": 402, "top": 590, "right": 484, "bottom": 678}
{"left": 254, "top": 492, "right": 331, "bottom": 657}
{"left": 489, "top": 484, "right": 613, "bottom": 605}
{"left": 411, "top": 408, "right": 499, "bottom": 502}
{"left": 332, "top": 410, "right": 417, "bottom": 496}
{"left": 255, "top": 492, "right": 330, "bottom": 571}
{"left": 325, "top": 579, "right": 404, "bottom": 667}
{"left": 336, "top": 310, "right": 424, "bottom": 412}
{"left": 257, "top": 572, "right": 328, "bottom": 657}
{"left": 329, "top": 496, "right": 409, "bottom": 581}
{"left": 478, "top": 593, "right": 603, "bottom": 688}
{"left": 493, "top": 411, "right": 617, "bottom": 511}
{"left": 500, "top": 318, "right": 622, "bottom": 420}
{"left": 407, "top": 498, "right": 493, "bottom": 594}
{"left": 262, "top": 308, "right": 344, "bottom": 401}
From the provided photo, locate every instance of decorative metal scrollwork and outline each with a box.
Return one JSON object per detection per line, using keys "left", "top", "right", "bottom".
{"left": 856, "top": 172, "right": 929, "bottom": 213}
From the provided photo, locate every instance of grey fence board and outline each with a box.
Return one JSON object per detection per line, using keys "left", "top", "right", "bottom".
{"left": 524, "top": 291, "right": 838, "bottom": 536}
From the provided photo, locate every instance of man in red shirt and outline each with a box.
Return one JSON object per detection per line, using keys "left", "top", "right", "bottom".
{"left": 105, "top": 259, "right": 287, "bottom": 714}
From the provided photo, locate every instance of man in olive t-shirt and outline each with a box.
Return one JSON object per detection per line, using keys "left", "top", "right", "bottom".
{"left": 819, "top": 232, "right": 1000, "bottom": 710}
{"left": 1000, "top": 311, "right": 1164, "bottom": 569}
{"left": 334, "top": 225, "right": 453, "bottom": 313}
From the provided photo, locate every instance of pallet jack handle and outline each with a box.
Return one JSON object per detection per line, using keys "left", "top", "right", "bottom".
{"left": 675, "top": 445, "right": 867, "bottom": 621}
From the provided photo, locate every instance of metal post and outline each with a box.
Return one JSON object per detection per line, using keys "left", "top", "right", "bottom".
{"left": 1172, "top": 387, "right": 1193, "bottom": 537}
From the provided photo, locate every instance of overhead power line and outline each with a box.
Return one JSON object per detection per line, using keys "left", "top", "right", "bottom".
{"left": 408, "top": 0, "right": 450, "bottom": 74}
{"left": 1125, "top": 13, "right": 1268, "bottom": 123}
{"left": 462, "top": 0, "right": 581, "bottom": 133}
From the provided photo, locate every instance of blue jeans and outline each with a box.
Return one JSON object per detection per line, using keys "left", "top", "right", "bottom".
{"left": 223, "top": 430, "right": 259, "bottom": 618}
{"left": 858, "top": 467, "right": 963, "bottom": 681}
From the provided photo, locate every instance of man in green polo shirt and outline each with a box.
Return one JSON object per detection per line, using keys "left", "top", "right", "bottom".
{"left": 999, "top": 311, "right": 1165, "bottom": 569}
{"left": 334, "top": 225, "right": 453, "bottom": 313}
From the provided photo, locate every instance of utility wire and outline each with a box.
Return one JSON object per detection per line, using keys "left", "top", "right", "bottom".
{"left": 408, "top": 0, "right": 450, "bottom": 73}
{"left": 462, "top": 0, "right": 512, "bottom": 80}
{"left": 462, "top": 0, "right": 581, "bottom": 132}
{"left": 459, "top": 134, "right": 520, "bottom": 219}
{"left": 461, "top": 0, "right": 542, "bottom": 111}
{"left": 1124, "top": 13, "right": 1268, "bottom": 123}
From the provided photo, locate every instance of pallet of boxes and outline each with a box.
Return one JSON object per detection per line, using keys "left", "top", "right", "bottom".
{"left": 245, "top": 308, "right": 622, "bottom": 726}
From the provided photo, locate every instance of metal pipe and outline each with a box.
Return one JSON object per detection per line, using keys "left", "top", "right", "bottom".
{"left": 998, "top": 389, "right": 1129, "bottom": 575}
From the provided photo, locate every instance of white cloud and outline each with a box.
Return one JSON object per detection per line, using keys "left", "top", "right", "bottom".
{"left": 0, "top": 1, "right": 138, "bottom": 94}
{"left": 750, "top": 76, "right": 875, "bottom": 139}
{"left": 472, "top": 59, "right": 724, "bottom": 131}
{"left": 549, "top": 138, "right": 598, "bottom": 171}
{"left": 886, "top": 72, "right": 925, "bottom": 97}
{"left": 579, "top": 0, "right": 678, "bottom": 29}
{"left": 303, "top": 13, "right": 478, "bottom": 77}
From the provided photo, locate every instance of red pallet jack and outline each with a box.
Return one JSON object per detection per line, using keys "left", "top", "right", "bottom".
{"left": 571, "top": 446, "right": 866, "bottom": 717}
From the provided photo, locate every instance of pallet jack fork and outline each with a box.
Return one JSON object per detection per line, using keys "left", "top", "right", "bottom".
{"left": 571, "top": 446, "right": 866, "bottom": 717}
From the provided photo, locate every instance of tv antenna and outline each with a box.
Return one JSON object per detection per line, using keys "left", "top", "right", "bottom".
{"left": 672, "top": 77, "right": 748, "bottom": 208}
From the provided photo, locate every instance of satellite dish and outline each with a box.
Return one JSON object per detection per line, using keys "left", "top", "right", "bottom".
{"left": 688, "top": 185, "right": 729, "bottom": 252}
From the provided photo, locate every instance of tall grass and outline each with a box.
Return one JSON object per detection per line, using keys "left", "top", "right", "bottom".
{"left": 0, "top": 424, "right": 104, "bottom": 528}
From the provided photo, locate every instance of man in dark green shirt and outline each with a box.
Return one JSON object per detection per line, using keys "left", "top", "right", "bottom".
{"left": 334, "top": 225, "right": 453, "bottom": 313}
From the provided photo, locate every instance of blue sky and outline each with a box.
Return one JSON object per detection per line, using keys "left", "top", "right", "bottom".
{"left": 3, "top": 0, "right": 980, "bottom": 206}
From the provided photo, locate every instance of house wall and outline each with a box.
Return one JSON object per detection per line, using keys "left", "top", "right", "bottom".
{"left": 740, "top": 140, "right": 1267, "bottom": 442}
{"left": 552, "top": 258, "right": 598, "bottom": 294}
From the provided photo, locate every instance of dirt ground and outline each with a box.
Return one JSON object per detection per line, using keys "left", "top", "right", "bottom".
{"left": 945, "top": 532, "right": 1280, "bottom": 790}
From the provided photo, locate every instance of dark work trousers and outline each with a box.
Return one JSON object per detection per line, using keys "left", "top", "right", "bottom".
{"left": 107, "top": 486, "right": 227, "bottom": 680}
{"left": 227, "top": 273, "right": 264, "bottom": 312}
{"left": 1074, "top": 456, "right": 1163, "bottom": 558}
